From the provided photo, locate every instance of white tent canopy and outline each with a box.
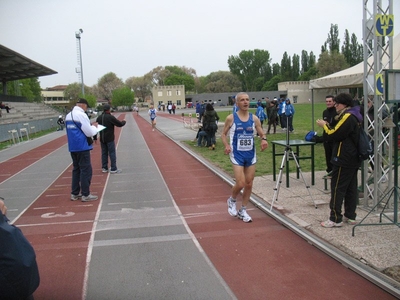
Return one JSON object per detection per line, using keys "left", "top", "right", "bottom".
{"left": 309, "top": 34, "right": 400, "bottom": 89}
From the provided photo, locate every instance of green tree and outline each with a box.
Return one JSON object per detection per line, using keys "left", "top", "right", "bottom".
{"left": 301, "top": 50, "right": 309, "bottom": 74}
{"left": 262, "top": 75, "right": 283, "bottom": 91}
{"left": 292, "top": 54, "right": 300, "bottom": 80}
{"left": 280, "top": 52, "right": 291, "bottom": 81}
{"left": 298, "top": 66, "right": 318, "bottom": 81}
{"left": 97, "top": 72, "right": 124, "bottom": 100}
{"left": 83, "top": 94, "right": 97, "bottom": 108}
{"left": 64, "top": 83, "right": 82, "bottom": 102}
{"left": 309, "top": 51, "right": 316, "bottom": 68}
{"left": 126, "top": 76, "right": 152, "bottom": 102}
{"left": 2, "top": 78, "right": 41, "bottom": 102}
{"left": 111, "top": 86, "right": 135, "bottom": 108}
{"left": 146, "top": 66, "right": 171, "bottom": 86}
{"left": 164, "top": 73, "right": 195, "bottom": 92}
{"left": 203, "top": 71, "right": 241, "bottom": 93}
{"left": 316, "top": 50, "right": 349, "bottom": 77}
{"left": 227, "top": 49, "right": 272, "bottom": 91}
{"left": 272, "top": 63, "right": 280, "bottom": 76}
{"left": 326, "top": 24, "right": 340, "bottom": 53}
{"left": 342, "top": 31, "right": 363, "bottom": 66}
{"left": 194, "top": 76, "right": 207, "bottom": 94}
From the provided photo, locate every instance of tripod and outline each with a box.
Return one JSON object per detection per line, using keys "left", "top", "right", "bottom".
{"left": 270, "top": 116, "right": 317, "bottom": 211}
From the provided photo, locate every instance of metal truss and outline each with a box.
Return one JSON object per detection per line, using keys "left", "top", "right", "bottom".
{"left": 361, "top": 0, "right": 395, "bottom": 211}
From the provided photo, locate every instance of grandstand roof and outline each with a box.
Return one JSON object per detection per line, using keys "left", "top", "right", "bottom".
{"left": 0, "top": 44, "right": 57, "bottom": 82}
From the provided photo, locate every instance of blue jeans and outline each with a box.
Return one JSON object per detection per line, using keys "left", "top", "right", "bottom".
{"left": 70, "top": 150, "right": 92, "bottom": 197}
{"left": 197, "top": 131, "right": 207, "bottom": 146}
{"left": 101, "top": 140, "right": 117, "bottom": 171}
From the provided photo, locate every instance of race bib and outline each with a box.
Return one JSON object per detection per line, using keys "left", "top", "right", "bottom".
{"left": 237, "top": 134, "right": 253, "bottom": 151}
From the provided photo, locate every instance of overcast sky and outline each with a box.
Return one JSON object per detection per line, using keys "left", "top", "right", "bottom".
{"left": 1, "top": 0, "right": 399, "bottom": 89}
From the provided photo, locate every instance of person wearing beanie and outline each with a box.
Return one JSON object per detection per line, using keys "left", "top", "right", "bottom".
{"left": 96, "top": 104, "right": 126, "bottom": 174}
{"left": 316, "top": 93, "right": 362, "bottom": 228}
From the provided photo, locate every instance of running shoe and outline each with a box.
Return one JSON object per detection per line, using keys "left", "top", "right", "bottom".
{"left": 82, "top": 194, "right": 98, "bottom": 202}
{"left": 321, "top": 219, "right": 343, "bottom": 228}
{"left": 344, "top": 217, "right": 358, "bottom": 225}
{"left": 102, "top": 168, "right": 109, "bottom": 173}
{"left": 227, "top": 197, "right": 237, "bottom": 217}
{"left": 238, "top": 208, "right": 252, "bottom": 223}
{"left": 110, "top": 169, "right": 122, "bottom": 174}
{"left": 70, "top": 193, "right": 82, "bottom": 201}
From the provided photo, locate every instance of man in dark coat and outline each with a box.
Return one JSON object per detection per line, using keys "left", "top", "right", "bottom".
{"left": 322, "top": 95, "right": 338, "bottom": 178}
{"left": 96, "top": 104, "right": 126, "bottom": 174}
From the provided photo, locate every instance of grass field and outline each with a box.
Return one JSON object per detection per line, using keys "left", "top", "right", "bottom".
{"left": 184, "top": 103, "right": 328, "bottom": 177}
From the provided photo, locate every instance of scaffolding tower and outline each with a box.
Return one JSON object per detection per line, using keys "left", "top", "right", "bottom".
{"left": 355, "top": 0, "right": 398, "bottom": 233}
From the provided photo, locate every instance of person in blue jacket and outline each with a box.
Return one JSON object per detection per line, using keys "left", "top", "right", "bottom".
{"left": 255, "top": 102, "right": 267, "bottom": 134}
{"left": 65, "top": 98, "right": 99, "bottom": 202}
{"left": 285, "top": 98, "right": 295, "bottom": 132}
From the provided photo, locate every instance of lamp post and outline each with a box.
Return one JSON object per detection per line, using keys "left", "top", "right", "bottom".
{"left": 75, "top": 28, "right": 85, "bottom": 96}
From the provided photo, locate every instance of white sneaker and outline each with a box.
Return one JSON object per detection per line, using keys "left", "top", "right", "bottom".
{"left": 321, "top": 219, "right": 342, "bottom": 228}
{"left": 70, "top": 193, "right": 82, "bottom": 201}
{"left": 82, "top": 194, "right": 98, "bottom": 202}
{"left": 227, "top": 197, "right": 237, "bottom": 217}
{"left": 238, "top": 208, "right": 252, "bottom": 222}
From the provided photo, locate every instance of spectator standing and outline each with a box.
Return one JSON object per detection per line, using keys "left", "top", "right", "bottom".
{"left": 322, "top": 95, "right": 338, "bottom": 178}
{"left": 316, "top": 93, "right": 362, "bottom": 227}
{"left": 266, "top": 100, "right": 278, "bottom": 134}
{"left": 255, "top": 102, "right": 267, "bottom": 134}
{"left": 148, "top": 105, "right": 157, "bottom": 131}
{"left": 172, "top": 103, "right": 176, "bottom": 114}
{"left": 285, "top": 98, "right": 295, "bottom": 132}
{"left": 96, "top": 104, "right": 126, "bottom": 174}
{"left": 167, "top": 103, "right": 172, "bottom": 114}
{"left": 202, "top": 103, "right": 219, "bottom": 150}
{"left": 278, "top": 98, "right": 286, "bottom": 130}
{"left": 195, "top": 101, "right": 202, "bottom": 122}
{"left": 232, "top": 96, "right": 238, "bottom": 114}
{"left": 65, "top": 98, "right": 99, "bottom": 202}
{"left": 221, "top": 92, "right": 268, "bottom": 223}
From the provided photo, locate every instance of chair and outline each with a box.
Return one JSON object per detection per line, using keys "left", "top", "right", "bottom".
{"left": 19, "top": 127, "right": 29, "bottom": 141}
{"left": 8, "top": 129, "right": 20, "bottom": 144}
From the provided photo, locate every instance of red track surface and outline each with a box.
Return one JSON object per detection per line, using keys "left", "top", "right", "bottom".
{"left": 6, "top": 115, "right": 125, "bottom": 299}
{"left": 2, "top": 112, "right": 395, "bottom": 299}
{"left": 136, "top": 113, "right": 395, "bottom": 300}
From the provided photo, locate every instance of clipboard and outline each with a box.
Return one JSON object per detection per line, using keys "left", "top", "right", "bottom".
{"left": 97, "top": 124, "right": 106, "bottom": 133}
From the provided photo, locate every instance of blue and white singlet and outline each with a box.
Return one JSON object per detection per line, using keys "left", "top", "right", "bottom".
{"left": 149, "top": 109, "right": 157, "bottom": 120}
{"left": 229, "top": 113, "right": 256, "bottom": 166}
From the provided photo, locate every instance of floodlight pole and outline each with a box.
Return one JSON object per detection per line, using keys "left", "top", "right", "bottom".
{"left": 75, "top": 29, "right": 85, "bottom": 96}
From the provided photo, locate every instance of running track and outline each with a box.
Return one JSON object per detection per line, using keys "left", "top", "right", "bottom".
{"left": 0, "top": 112, "right": 395, "bottom": 299}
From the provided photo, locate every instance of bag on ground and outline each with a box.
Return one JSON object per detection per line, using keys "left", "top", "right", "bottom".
{"left": 305, "top": 131, "right": 317, "bottom": 142}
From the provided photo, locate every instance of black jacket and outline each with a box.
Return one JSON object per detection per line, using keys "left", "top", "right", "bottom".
{"left": 323, "top": 106, "right": 363, "bottom": 168}
{"left": 322, "top": 106, "right": 338, "bottom": 140}
{"left": 202, "top": 110, "right": 219, "bottom": 132}
{"left": 96, "top": 112, "right": 126, "bottom": 143}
